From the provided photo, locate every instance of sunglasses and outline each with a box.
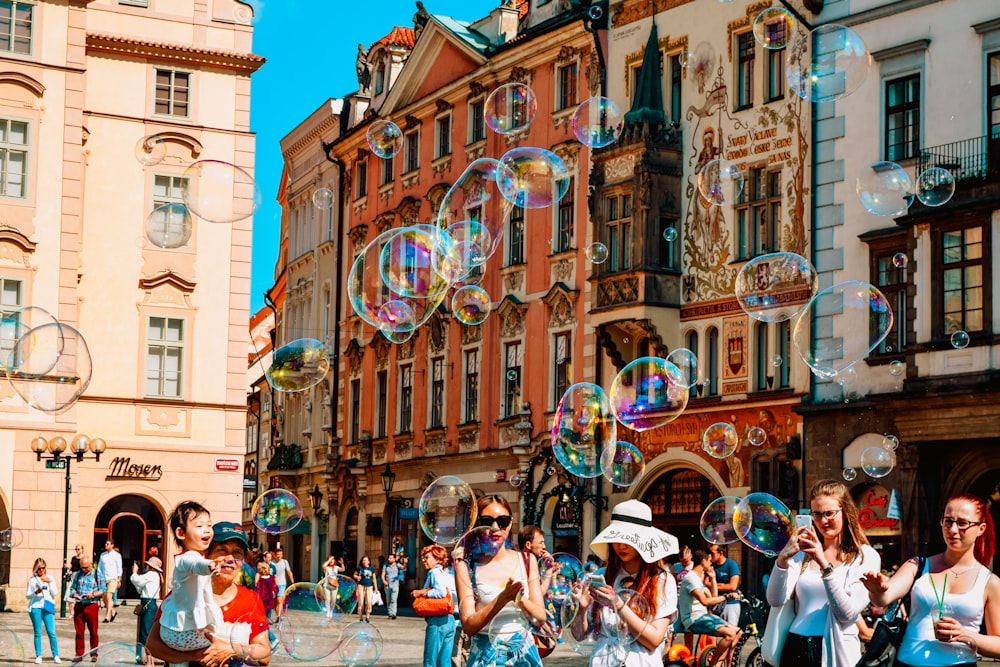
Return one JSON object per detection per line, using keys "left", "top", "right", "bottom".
{"left": 478, "top": 514, "right": 513, "bottom": 529}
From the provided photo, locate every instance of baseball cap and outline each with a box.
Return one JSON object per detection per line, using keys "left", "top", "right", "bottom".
{"left": 213, "top": 521, "right": 250, "bottom": 550}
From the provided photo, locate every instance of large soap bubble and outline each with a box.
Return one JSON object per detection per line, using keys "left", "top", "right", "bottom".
{"left": 560, "top": 589, "right": 651, "bottom": 660}
{"left": 0, "top": 306, "right": 60, "bottom": 374}
{"left": 419, "top": 475, "right": 477, "bottom": 546}
{"left": 700, "top": 497, "right": 742, "bottom": 545}
{"left": 753, "top": 8, "right": 794, "bottom": 49}
{"left": 702, "top": 422, "right": 738, "bottom": 459}
{"left": 786, "top": 24, "right": 871, "bottom": 103}
{"left": 608, "top": 357, "right": 689, "bottom": 432}
{"left": 734, "top": 492, "right": 795, "bottom": 556}
{"left": 85, "top": 641, "right": 135, "bottom": 667}
{"left": 667, "top": 348, "right": 698, "bottom": 388}
{"left": 484, "top": 83, "right": 537, "bottom": 135}
{"left": 792, "top": 281, "right": 893, "bottom": 378}
{"left": 452, "top": 285, "right": 491, "bottom": 326}
{"left": 600, "top": 441, "right": 645, "bottom": 487}
{"left": 8, "top": 323, "right": 92, "bottom": 414}
{"left": 380, "top": 226, "right": 454, "bottom": 299}
{"left": 497, "top": 147, "right": 571, "bottom": 209}
{"left": 915, "top": 167, "right": 955, "bottom": 207}
{"left": 375, "top": 300, "right": 416, "bottom": 335}
{"left": 266, "top": 338, "right": 330, "bottom": 392}
{"left": 277, "top": 582, "right": 345, "bottom": 661}
{"left": 339, "top": 621, "right": 383, "bottom": 666}
{"left": 552, "top": 383, "right": 617, "bottom": 478}
{"left": 698, "top": 159, "right": 744, "bottom": 206}
{"left": 735, "top": 253, "right": 818, "bottom": 323}
{"left": 182, "top": 159, "right": 261, "bottom": 224}
{"left": 252, "top": 489, "right": 303, "bottom": 534}
{"left": 861, "top": 446, "right": 895, "bottom": 478}
{"left": 366, "top": 120, "right": 403, "bottom": 159}
{"left": 436, "top": 158, "right": 515, "bottom": 262}
{"left": 857, "top": 162, "right": 914, "bottom": 216}
{"left": 488, "top": 607, "right": 535, "bottom": 663}
{"left": 572, "top": 96, "right": 624, "bottom": 148}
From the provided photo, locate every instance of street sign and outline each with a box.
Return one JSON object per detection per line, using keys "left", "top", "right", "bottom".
{"left": 45, "top": 459, "right": 67, "bottom": 470}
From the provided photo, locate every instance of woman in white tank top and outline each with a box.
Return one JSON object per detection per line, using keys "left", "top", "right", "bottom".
{"left": 862, "top": 493, "right": 1000, "bottom": 666}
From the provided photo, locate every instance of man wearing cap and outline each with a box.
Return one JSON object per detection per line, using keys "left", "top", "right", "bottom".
{"left": 131, "top": 554, "right": 163, "bottom": 663}
{"left": 69, "top": 556, "right": 105, "bottom": 662}
{"left": 678, "top": 548, "right": 742, "bottom": 667}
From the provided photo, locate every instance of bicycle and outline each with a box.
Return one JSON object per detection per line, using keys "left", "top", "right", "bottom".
{"left": 662, "top": 625, "right": 719, "bottom": 667}
{"left": 730, "top": 593, "right": 768, "bottom": 667}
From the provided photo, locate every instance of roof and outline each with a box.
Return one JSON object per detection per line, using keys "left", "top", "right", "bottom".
{"left": 86, "top": 33, "right": 264, "bottom": 73}
{"left": 433, "top": 15, "right": 492, "bottom": 53}
{"left": 374, "top": 26, "right": 416, "bottom": 49}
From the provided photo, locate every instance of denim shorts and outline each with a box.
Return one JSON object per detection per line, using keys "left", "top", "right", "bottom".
{"left": 687, "top": 613, "right": 729, "bottom": 636}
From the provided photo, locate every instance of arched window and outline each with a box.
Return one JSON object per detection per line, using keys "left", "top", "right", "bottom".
{"left": 706, "top": 327, "right": 719, "bottom": 396}
{"left": 684, "top": 330, "right": 699, "bottom": 387}
{"left": 755, "top": 322, "right": 770, "bottom": 391}
{"left": 374, "top": 63, "right": 386, "bottom": 95}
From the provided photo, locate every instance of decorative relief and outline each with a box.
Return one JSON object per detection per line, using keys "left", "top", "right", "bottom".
{"left": 552, "top": 259, "right": 573, "bottom": 282}
{"left": 402, "top": 171, "right": 420, "bottom": 189}
{"left": 427, "top": 312, "right": 448, "bottom": 353}
{"left": 374, "top": 212, "right": 395, "bottom": 233}
{"left": 396, "top": 196, "right": 421, "bottom": 225}
{"left": 504, "top": 269, "right": 524, "bottom": 293}
{"left": 496, "top": 297, "right": 527, "bottom": 338}
{"left": 398, "top": 337, "right": 416, "bottom": 360}
{"left": 345, "top": 339, "right": 364, "bottom": 376}
{"left": 458, "top": 430, "right": 479, "bottom": 453}
{"left": 404, "top": 114, "right": 421, "bottom": 130}
{"left": 374, "top": 442, "right": 387, "bottom": 462}
{"left": 464, "top": 140, "right": 487, "bottom": 162}
{"left": 468, "top": 81, "right": 487, "bottom": 98}
{"left": 499, "top": 425, "right": 519, "bottom": 448}
{"left": 556, "top": 45, "right": 579, "bottom": 63}
{"left": 461, "top": 324, "right": 482, "bottom": 345}
{"left": 371, "top": 334, "right": 391, "bottom": 369}
{"left": 356, "top": 147, "right": 370, "bottom": 160}
{"left": 431, "top": 155, "right": 452, "bottom": 174}
{"left": 509, "top": 66, "right": 532, "bottom": 86}
{"left": 426, "top": 183, "right": 450, "bottom": 212}
{"left": 378, "top": 182, "right": 394, "bottom": 201}
{"left": 551, "top": 141, "right": 580, "bottom": 171}
{"left": 394, "top": 439, "right": 413, "bottom": 460}
{"left": 543, "top": 284, "right": 579, "bottom": 328}
{"left": 605, "top": 154, "right": 637, "bottom": 182}
{"left": 348, "top": 224, "right": 369, "bottom": 254}
{"left": 435, "top": 98, "right": 453, "bottom": 113}
{"left": 596, "top": 276, "right": 640, "bottom": 308}
{"left": 426, "top": 433, "right": 446, "bottom": 456}
{"left": 352, "top": 196, "right": 368, "bottom": 217}
{"left": 138, "top": 405, "right": 190, "bottom": 437}
{"left": 585, "top": 49, "right": 601, "bottom": 97}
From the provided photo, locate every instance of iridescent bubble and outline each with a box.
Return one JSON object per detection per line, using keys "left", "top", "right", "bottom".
{"left": 572, "top": 96, "right": 624, "bottom": 148}
{"left": 608, "top": 357, "right": 689, "bottom": 432}
{"left": 748, "top": 426, "right": 767, "bottom": 446}
{"left": 339, "top": 621, "right": 383, "bottom": 667}
{"left": 134, "top": 135, "right": 166, "bottom": 166}
{"left": 843, "top": 467, "right": 858, "bottom": 481}
{"left": 663, "top": 227, "right": 678, "bottom": 242}
{"left": 667, "top": 348, "right": 698, "bottom": 388}
{"left": 916, "top": 167, "right": 955, "bottom": 207}
{"left": 599, "top": 441, "right": 645, "bottom": 487}
{"left": 792, "top": 281, "right": 893, "bottom": 378}
{"left": 488, "top": 607, "right": 533, "bottom": 660}
{"left": 88, "top": 641, "right": 135, "bottom": 667}
{"left": 889, "top": 360, "right": 904, "bottom": 376}
{"left": 509, "top": 474, "right": 523, "bottom": 488}
{"left": 882, "top": 434, "right": 899, "bottom": 451}
{"left": 560, "top": 590, "right": 651, "bottom": 659}
{"left": 331, "top": 574, "right": 360, "bottom": 615}
{"left": 419, "top": 475, "right": 477, "bottom": 546}
{"left": 698, "top": 159, "right": 745, "bottom": 206}
{"left": 452, "top": 285, "right": 491, "bottom": 325}
{"left": 951, "top": 330, "right": 970, "bottom": 349}
{"left": 278, "top": 582, "right": 345, "bottom": 661}
{"left": 0, "top": 624, "right": 23, "bottom": 662}
{"left": 484, "top": 83, "right": 537, "bottom": 135}
{"left": 702, "top": 422, "right": 738, "bottom": 459}
{"left": 497, "top": 147, "right": 570, "bottom": 209}
{"left": 312, "top": 187, "right": 335, "bottom": 210}
{"left": 733, "top": 492, "right": 795, "bottom": 556}
{"left": 533, "top": 553, "right": 582, "bottom": 641}
{"left": 835, "top": 366, "right": 857, "bottom": 386}
{"left": 225, "top": 611, "right": 266, "bottom": 663}
{"left": 380, "top": 226, "right": 454, "bottom": 300}
{"left": 586, "top": 242, "right": 609, "bottom": 264}
{"left": 0, "top": 306, "right": 60, "bottom": 374}
{"left": 700, "top": 496, "right": 742, "bottom": 545}
{"left": 861, "top": 446, "right": 896, "bottom": 478}
{"left": 376, "top": 300, "right": 416, "bottom": 334}
{"left": 436, "top": 158, "right": 515, "bottom": 262}
{"left": 753, "top": 8, "right": 794, "bottom": 49}
{"left": 182, "top": 159, "right": 262, "bottom": 224}
{"left": 252, "top": 489, "right": 304, "bottom": 534}
{"left": 772, "top": 355, "right": 783, "bottom": 367}
{"left": 735, "top": 252, "right": 818, "bottom": 323}
{"left": 857, "top": 161, "right": 914, "bottom": 216}
{"left": 551, "top": 383, "right": 617, "bottom": 478}
{"left": 546, "top": 465, "right": 557, "bottom": 476}
{"left": 457, "top": 526, "right": 512, "bottom": 565}
{"left": 145, "top": 203, "right": 193, "bottom": 249}
{"left": 0, "top": 527, "right": 22, "bottom": 551}
{"left": 786, "top": 24, "right": 872, "bottom": 103}
{"left": 8, "top": 323, "right": 92, "bottom": 414}
{"left": 266, "top": 338, "right": 330, "bottom": 392}
{"left": 366, "top": 120, "right": 403, "bottom": 159}
{"left": 506, "top": 369, "right": 518, "bottom": 382}
{"left": 892, "top": 252, "right": 908, "bottom": 269}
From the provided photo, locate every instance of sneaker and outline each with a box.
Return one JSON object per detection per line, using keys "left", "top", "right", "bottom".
{"left": 91, "top": 657, "right": 98, "bottom": 663}
{"left": 54, "top": 658, "right": 62, "bottom": 664}
{"left": 72, "top": 656, "right": 83, "bottom": 663}
{"left": 35, "top": 657, "right": 43, "bottom": 664}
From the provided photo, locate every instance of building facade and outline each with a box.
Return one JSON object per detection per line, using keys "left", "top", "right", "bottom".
{"left": 0, "top": 0, "right": 261, "bottom": 608}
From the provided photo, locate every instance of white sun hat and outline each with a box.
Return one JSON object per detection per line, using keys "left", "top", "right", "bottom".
{"left": 590, "top": 499, "right": 680, "bottom": 563}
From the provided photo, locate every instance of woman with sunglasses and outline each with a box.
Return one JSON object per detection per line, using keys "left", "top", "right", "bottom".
{"left": 26, "top": 558, "right": 60, "bottom": 664}
{"left": 861, "top": 493, "right": 1000, "bottom": 666}
{"left": 767, "top": 479, "right": 880, "bottom": 667}
{"left": 454, "top": 495, "right": 546, "bottom": 667}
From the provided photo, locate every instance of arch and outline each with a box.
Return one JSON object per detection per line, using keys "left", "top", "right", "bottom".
{"left": 92, "top": 494, "right": 165, "bottom": 600}
{"left": 636, "top": 455, "right": 728, "bottom": 549}
{"left": 143, "top": 131, "right": 203, "bottom": 160}
{"left": 0, "top": 71, "right": 45, "bottom": 98}
{"left": 0, "top": 227, "right": 36, "bottom": 254}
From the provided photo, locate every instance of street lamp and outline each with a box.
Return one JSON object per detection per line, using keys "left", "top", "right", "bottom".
{"left": 31, "top": 434, "right": 106, "bottom": 618}
{"left": 380, "top": 464, "right": 395, "bottom": 495}
{"left": 308, "top": 484, "right": 323, "bottom": 515}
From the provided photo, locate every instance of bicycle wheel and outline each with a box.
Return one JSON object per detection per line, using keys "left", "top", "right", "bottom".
{"left": 745, "top": 647, "right": 763, "bottom": 667}
{"left": 663, "top": 660, "right": 690, "bottom": 667}
{"left": 698, "top": 645, "right": 718, "bottom": 667}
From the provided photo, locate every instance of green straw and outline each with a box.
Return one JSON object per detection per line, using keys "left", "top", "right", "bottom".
{"left": 929, "top": 572, "right": 948, "bottom": 617}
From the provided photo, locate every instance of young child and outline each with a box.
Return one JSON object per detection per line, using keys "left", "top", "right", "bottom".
{"left": 255, "top": 561, "right": 277, "bottom": 621}
{"left": 158, "top": 501, "right": 224, "bottom": 652}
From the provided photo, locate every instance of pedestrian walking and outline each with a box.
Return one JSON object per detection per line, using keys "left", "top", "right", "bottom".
{"left": 26, "top": 558, "right": 60, "bottom": 664}
{"left": 414, "top": 545, "right": 455, "bottom": 667}
{"left": 130, "top": 556, "right": 162, "bottom": 664}
{"left": 383, "top": 553, "right": 401, "bottom": 619}
{"left": 354, "top": 555, "right": 375, "bottom": 622}
{"left": 256, "top": 561, "right": 278, "bottom": 620}
{"left": 97, "top": 540, "right": 122, "bottom": 623}
{"left": 68, "top": 556, "right": 105, "bottom": 661}
{"left": 271, "top": 548, "right": 294, "bottom": 612}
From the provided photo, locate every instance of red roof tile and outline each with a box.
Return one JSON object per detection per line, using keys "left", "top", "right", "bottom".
{"left": 374, "top": 26, "right": 416, "bottom": 49}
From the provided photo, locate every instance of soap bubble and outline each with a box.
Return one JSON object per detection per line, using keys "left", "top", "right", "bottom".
{"left": 667, "top": 348, "right": 698, "bottom": 388}
{"left": 484, "top": 83, "right": 537, "bottom": 135}
{"left": 509, "top": 474, "right": 523, "bottom": 488}
{"left": 506, "top": 369, "right": 518, "bottom": 382}
{"left": 857, "top": 161, "right": 914, "bottom": 216}
{"left": 488, "top": 607, "right": 534, "bottom": 662}
{"left": 600, "top": 441, "right": 645, "bottom": 486}
{"left": 266, "top": 338, "right": 330, "bottom": 392}
{"left": 733, "top": 493, "right": 795, "bottom": 556}
{"left": 702, "top": 422, "right": 739, "bottom": 459}
{"left": 892, "top": 252, "right": 908, "bottom": 269}
{"left": 835, "top": 366, "right": 857, "bottom": 386}
{"left": 452, "top": 285, "right": 491, "bottom": 325}
{"left": 572, "top": 96, "right": 624, "bottom": 148}
{"left": 663, "top": 227, "right": 677, "bottom": 242}
{"left": 792, "top": 281, "right": 893, "bottom": 378}
{"left": 540, "top": 552, "right": 584, "bottom": 605}
{"left": 748, "top": 426, "right": 767, "bottom": 446}
{"left": 456, "top": 526, "right": 513, "bottom": 565}
{"left": 252, "top": 489, "right": 304, "bottom": 534}
{"left": 585, "top": 242, "right": 609, "bottom": 264}
{"left": 339, "top": 621, "right": 383, "bottom": 666}
{"left": 889, "top": 360, "right": 904, "bottom": 376}
{"left": 0, "top": 624, "right": 23, "bottom": 662}
{"left": 134, "top": 135, "right": 166, "bottom": 166}
{"left": 786, "top": 24, "right": 871, "bottom": 103}
{"left": 916, "top": 167, "right": 955, "bottom": 207}
{"left": 700, "top": 497, "right": 742, "bottom": 545}
{"left": 376, "top": 300, "right": 416, "bottom": 335}
{"left": 698, "top": 159, "right": 744, "bottom": 206}
{"left": 753, "top": 8, "right": 794, "bottom": 49}
{"left": 0, "top": 527, "right": 22, "bottom": 551}
{"left": 882, "top": 434, "right": 899, "bottom": 451}
{"left": 497, "top": 147, "right": 571, "bottom": 209}
{"left": 843, "top": 467, "right": 858, "bottom": 481}
{"left": 552, "top": 383, "right": 617, "bottom": 478}
{"left": 861, "top": 446, "right": 896, "bottom": 478}
{"left": 560, "top": 590, "right": 650, "bottom": 659}
{"left": 0, "top": 307, "right": 60, "bottom": 374}
{"left": 419, "top": 475, "right": 477, "bottom": 546}
{"left": 222, "top": 613, "right": 265, "bottom": 664}
{"left": 772, "top": 355, "right": 783, "bottom": 367}
{"left": 438, "top": 221, "right": 492, "bottom": 280}
{"left": 380, "top": 226, "right": 453, "bottom": 300}
{"left": 182, "top": 160, "right": 261, "bottom": 224}
{"left": 277, "top": 582, "right": 345, "bottom": 661}
{"left": 85, "top": 641, "right": 135, "bottom": 667}
{"left": 366, "top": 120, "right": 403, "bottom": 159}
{"left": 608, "top": 357, "right": 689, "bottom": 432}
{"left": 312, "top": 188, "right": 335, "bottom": 210}
{"left": 735, "top": 252, "right": 818, "bottom": 323}
{"left": 436, "top": 158, "right": 515, "bottom": 261}
{"left": 145, "top": 203, "right": 193, "bottom": 249}
{"left": 8, "top": 323, "right": 92, "bottom": 414}
{"left": 951, "top": 330, "right": 970, "bottom": 349}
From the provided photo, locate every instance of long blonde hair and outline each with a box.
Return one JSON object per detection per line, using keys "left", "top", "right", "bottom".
{"left": 810, "top": 479, "right": 869, "bottom": 564}
{"left": 32, "top": 558, "right": 46, "bottom": 576}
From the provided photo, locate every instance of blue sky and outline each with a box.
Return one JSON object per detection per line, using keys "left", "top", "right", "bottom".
{"left": 247, "top": 0, "right": 501, "bottom": 312}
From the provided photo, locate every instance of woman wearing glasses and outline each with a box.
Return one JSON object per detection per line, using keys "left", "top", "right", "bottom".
{"left": 767, "top": 479, "right": 880, "bottom": 667}
{"left": 454, "top": 495, "right": 546, "bottom": 667}
{"left": 861, "top": 493, "right": 1000, "bottom": 666}
{"left": 26, "top": 558, "right": 60, "bottom": 664}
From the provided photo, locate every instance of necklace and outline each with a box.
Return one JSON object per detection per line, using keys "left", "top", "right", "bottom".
{"left": 949, "top": 565, "right": 977, "bottom": 578}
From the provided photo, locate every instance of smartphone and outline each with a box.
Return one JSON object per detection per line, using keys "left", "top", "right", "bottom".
{"left": 795, "top": 513, "right": 813, "bottom": 531}
{"left": 587, "top": 573, "right": 606, "bottom": 588}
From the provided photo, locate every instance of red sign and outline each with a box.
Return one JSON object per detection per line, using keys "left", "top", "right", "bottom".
{"left": 855, "top": 485, "right": 901, "bottom": 533}
{"left": 215, "top": 458, "right": 241, "bottom": 472}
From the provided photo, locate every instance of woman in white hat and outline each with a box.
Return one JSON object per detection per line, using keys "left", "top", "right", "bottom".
{"left": 573, "top": 499, "right": 680, "bottom": 667}
{"left": 131, "top": 555, "right": 163, "bottom": 664}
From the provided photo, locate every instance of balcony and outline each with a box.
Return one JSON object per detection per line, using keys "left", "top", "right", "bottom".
{"left": 915, "top": 135, "right": 1000, "bottom": 184}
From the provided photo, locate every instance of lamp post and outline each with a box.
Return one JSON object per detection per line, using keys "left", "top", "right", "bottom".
{"left": 31, "top": 434, "right": 106, "bottom": 618}
{"left": 308, "top": 484, "right": 323, "bottom": 516}
{"left": 380, "top": 464, "right": 395, "bottom": 496}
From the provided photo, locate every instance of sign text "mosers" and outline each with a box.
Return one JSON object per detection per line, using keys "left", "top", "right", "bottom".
{"left": 107, "top": 456, "right": 163, "bottom": 481}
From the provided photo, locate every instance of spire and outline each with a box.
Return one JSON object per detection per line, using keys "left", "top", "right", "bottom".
{"left": 624, "top": 22, "right": 666, "bottom": 129}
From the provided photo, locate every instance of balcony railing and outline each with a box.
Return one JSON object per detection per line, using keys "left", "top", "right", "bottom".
{"left": 916, "top": 135, "right": 999, "bottom": 183}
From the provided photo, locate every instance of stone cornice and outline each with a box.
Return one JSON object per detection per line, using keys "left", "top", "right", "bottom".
{"left": 86, "top": 32, "right": 265, "bottom": 74}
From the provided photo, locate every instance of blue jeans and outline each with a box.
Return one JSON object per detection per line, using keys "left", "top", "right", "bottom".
{"left": 28, "top": 606, "right": 58, "bottom": 658}
{"left": 386, "top": 585, "right": 399, "bottom": 617}
{"left": 423, "top": 614, "right": 456, "bottom": 667}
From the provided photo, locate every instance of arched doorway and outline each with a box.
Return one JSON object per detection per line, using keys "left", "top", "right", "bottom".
{"left": 641, "top": 468, "right": 720, "bottom": 550}
{"left": 344, "top": 507, "right": 359, "bottom": 567}
{"left": 93, "top": 495, "right": 164, "bottom": 600}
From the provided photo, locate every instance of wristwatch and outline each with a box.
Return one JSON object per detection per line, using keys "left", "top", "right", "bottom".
{"left": 820, "top": 564, "right": 835, "bottom": 578}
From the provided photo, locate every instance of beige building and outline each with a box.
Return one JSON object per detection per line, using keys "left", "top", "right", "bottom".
{"left": 0, "top": 0, "right": 262, "bottom": 609}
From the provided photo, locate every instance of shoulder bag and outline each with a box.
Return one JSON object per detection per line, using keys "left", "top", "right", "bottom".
{"left": 761, "top": 595, "right": 795, "bottom": 666}
{"left": 413, "top": 589, "right": 454, "bottom": 617}
{"left": 856, "top": 556, "right": 925, "bottom": 667}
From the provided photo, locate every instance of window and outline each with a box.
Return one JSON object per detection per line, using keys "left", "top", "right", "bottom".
{"left": 736, "top": 32, "right": 755, "bottom": 109}
{"left": 374, "top": 63, "right": 385, "bottom": 95}
{"left": 150, "top": 174, "right": 190, "bottom": 248}
{"left": 376, "top": 371, "right": 388, "bottom": 438}
{"left": 765, "top": 23, "right": 786, "bottom": 102}
{"left": 349, "top": 378, "right": 361, "bottom": 443}
{"left": 872, "top": 247, "right": 909, "bottom": 354}
{"left": 553, "top": 333, "right": 571, "bottom": 407}
{"left": 776, "top": 320, "right": 790, "bottom": 388}
{"left": 507, "top": 205, "right": 525, "bottom": 265}
{"left": 154, "top": 69, "right": 191, "bottom": 117}
{"left": 989, "top": 52, "right": 1000, "bottom": 139}
{"left": 435, "top": 115, "right": 451, "bottom": 158}
{"left": 555, "top": 177, "right": 574, "bottom": 252}
{"left": 119, "top": 0, "right": 149, "bottom": 6}
{"left": 405, "top": 131, "right": 419, "bottom": 173}
{"left": 380, "top": 153, "right": 394, "bottom": 184}
{"left": 735, "top": 168, "right": 781, "bottom": 260}
{"left": 430, "top": 357, "right": 445, "bottom": 428}
{"left": 0, "top": 1, "right": 32, "bottom": 55}
{"left": 464, "top": 349, "right": 479, "bottom": 422}
{"left": 706, "top": 327, "right": 719, "bottom": 397}
{"left": 0, "top": 277, "right": 21, "bottom": 364}
{"left": 399, "top": 364, "right": 412, "bottom": 432}
{"left": 683, "top": 331, "right": 699, "bottom": 388}
{"left": 145, "top": 317, "right": 184, "bottom": 399}
{"left": 670, "top": 54, "right": 683, "bottom": 124}
{"left": 355, "top": 158, "right": 368, "bottom": 199}
{"left": 605, "top": 193, "right": 633, "bottom": 272}
{"left": 885, "top": 74, "right": 920, "bottom": 161}
{"left": 754, "top": 322, "right": 769, "bottom": 391}
{"left": 504, "top": 342, "right": 522, "bottom": 417}
{"left": 660, "top": 217, "right": 678, "bottom": 270}
{"left": 936, "top": 223, "right": 988, "bottom": 338}
{"left": 557, "top": 63, "right": 578, "bottom": 110}
{"left": 0, "top": 118, "right": 27, "bottom": 198}
{"left": 469, "top": 99, "right": 486, "bottom": 142}
{"left": 322, "top": 288, "right": 331, "bottom": 341}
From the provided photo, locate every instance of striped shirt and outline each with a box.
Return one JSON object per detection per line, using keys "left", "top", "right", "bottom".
{"left": 71, "top": 568, "right": 106, "bottom": 601}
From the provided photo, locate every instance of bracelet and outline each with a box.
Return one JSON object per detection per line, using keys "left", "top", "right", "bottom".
{"left": 616, "top": 601, "right": 625, "bottom": 612}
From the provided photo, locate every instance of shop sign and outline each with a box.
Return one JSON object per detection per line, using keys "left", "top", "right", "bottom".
{"left": 399, "top": 507, "right": 419, "bottom": 520}
{"left": 215, "top": 457, "right": 241, "bottom": 471}
{"left": 243, "top": 477, "right": 257, "bottom": 490}
{"left": 551, "top": 498, "right": 578, "bottom": 537}
{"left": 857, "top": 485, "right": 901, "bottom": 535}
{"left": 106, "top": 456, "right": 163, "bottom": 481}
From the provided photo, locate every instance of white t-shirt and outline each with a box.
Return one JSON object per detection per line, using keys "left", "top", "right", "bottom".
{"left": 590, "top": 568, "right": 677, "bottom": 667}
{"left": 160, "top": 551, "right": 222, "bottom": 632}
{"left": 679, "top": 570, "right": 709, "bottom": 628}
{"left": 272, "top": 559, "right": 290, "bottom": 586}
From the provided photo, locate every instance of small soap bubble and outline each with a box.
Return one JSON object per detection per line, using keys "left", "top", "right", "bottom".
{"left": 509, "top": 474, "right": 523, "bottom": 488}
{"left": 667, "top": 348, "right": 698, "bottom": 388}
{"left": 916, "top": 167, "right": 956, "bottom": 207}
{"left": 484, "top": 83, "right": 537, "bottom": 135}
{"left": 145, "top": 203, "right": 193, "bottom": 249}
{"left": 134, "top": 135, "right": 166, "bottom": 166}
{"left": 312, "top": 188, "right": 335, "bottom": 210}
{"left": 497, "top": 147, "right": 570, "bottom": 209}
{"left": 951, "top": 330, "right": 970, "bottom": 349}
{"left": 600, "top": 441, "right": 645, "bottom": 487}
{"left": 698, "top": 159, "right": 744, "bottom": 206}
{"left": 892, "top": 252, "right": 908, "bottom": 269}
{"left": 182, "top": 160, "right": 261, "bottom": 224}
{"left": 733, "top": 493, "right": 795, "bottom": 555}
{"left": 753, "top": 8, "right": 794, "bottom": 49}
{"left": 546, "top": 465, "right": 557, "bottom": 476}
{"left": 888, "top": 360, "right": 904, "bottom": 376}
{"left": 0, "top": 528, "right": 22, "bottom": 551}
{"left": 748, "top": 426, "right": 767, "bottom": 446}
{"left": 857, "top": 162, "right": 914, "bottom": 217}
{"left": 588, "top": 3, "right": 604, "bottom": 19}
{"left": 266, "top": 338, "right": 330, "bottom": 392}
{"left": 700, "top": 496, "right": 742, "bottom": 545}
{"left": 702, "top": 422, "right": 738, "bottom": 459}
{"left": 843, "top": 467, "right": 858, "bottom": 481}
{"left": 572, "top": 96, "right": 624, "bottom": 148}
{"left": 507, "top": 369, "right": 518, "bottom": 382}
{"left": 882, "top": 434, "right": 899, "bottom": 451}
{"left": 586, "top": 242, "right": 608, "bottom": 264}
{"left": 735, "top": 252, "right": 819, "bottom": 323}
{"left": 663, "top": 227, "right": 677, "bottom": 242}
{"left": 366, "top": 120, "right": 403, "bottom": 159}
{"left": 8, "top": 323, "right": 92, "bottom": 414}
{"left": 861, "top": 446, "right": 896, "bottom": 478}
{"left": 609, "top": 358, "right": 689, "bottom": 432}
{"left": 252, "top": 489, "right": 304, "bottom": 534}
{"left": 419, "top": 476, "right": 477, "bottom": 546}
{"left": 452, "top": 285, "right": 491, "bottom": 326}
{"left": 772, "top": 355, "right": 783, "bottom": 367}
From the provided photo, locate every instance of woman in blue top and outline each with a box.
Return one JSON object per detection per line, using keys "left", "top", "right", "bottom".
{"left": 414, "top": 545, "right": 455, "bottom": 667}
{"left": 353, "top": 555, "right": 375, "bottom": 622}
